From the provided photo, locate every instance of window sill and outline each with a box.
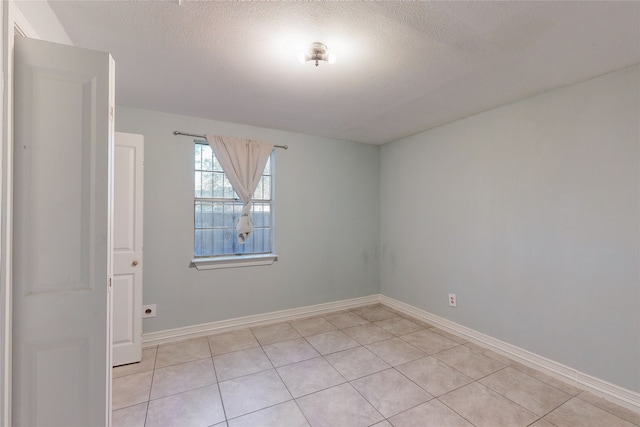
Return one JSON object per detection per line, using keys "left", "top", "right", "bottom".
{"left": 191, "top": 254, "right": 278, "bottom": 270}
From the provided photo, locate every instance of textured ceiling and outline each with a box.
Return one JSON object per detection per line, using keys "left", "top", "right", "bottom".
{"left": 49, "top": 1, "right": 640, "bottom": 145}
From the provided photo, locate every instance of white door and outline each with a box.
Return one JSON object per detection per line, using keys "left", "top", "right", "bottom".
{"left": 13, "top": 36, "right": 114, "bottom": 426}
{"left": 113, "top": 132, "right": 144, "bottom": 366}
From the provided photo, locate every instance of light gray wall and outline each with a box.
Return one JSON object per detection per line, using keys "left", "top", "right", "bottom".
{"left": 116, "top": 107, "right": 380, "bottom": 333}
{"left": 380, "top": 65, "right": 640, "bottom": 392}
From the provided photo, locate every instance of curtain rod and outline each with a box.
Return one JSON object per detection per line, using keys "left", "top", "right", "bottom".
{"left": 173, "top": 131, "right": 288, "bottom": 149}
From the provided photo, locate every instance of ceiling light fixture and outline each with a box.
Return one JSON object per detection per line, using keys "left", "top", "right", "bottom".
{"left": 298, "top": 42, "right": 336, "bottom": 67}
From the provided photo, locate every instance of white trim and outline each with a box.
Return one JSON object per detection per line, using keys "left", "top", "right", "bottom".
{"left": 0, "top": 5, "right": 6, "bottom": 425}
{"left": 192, "top": 254, "right": 277, "bottom": 270}
{"left": 8, "top": 2, "right": 37, "bottom": 39}
{"left": 142, "top": 294, "right": 639, "bottom": 412}
{"left": 142, "top": 294, "right": 381, "bottom": 346}
{"left": 379, "top": 295, "right": 640, "bottom": 413}
{"left": 2, "top": 3, "right": 40, "bottom": 424}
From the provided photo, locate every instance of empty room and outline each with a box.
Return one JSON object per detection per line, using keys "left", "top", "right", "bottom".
{"left": 2, "top": 1, "right": 639, "bottom": 426}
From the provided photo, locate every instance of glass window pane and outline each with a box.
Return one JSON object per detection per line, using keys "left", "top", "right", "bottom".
{"left": 194, "top": 171, "right": 202, "bottom": 197}
{"left": 262, "top": 176, "right": 271, "bottom": 200}
{"left": 263, "top": 155, "right": 271, "bottom": 175}
{"left": 212, "top": 149, "right": 223, "bottom": 172}
{"left": 195, "top": 144, "right": 273, "bottom": 257}
{"left": 201, "top": 172, "right": 213, "bottom": 198}
{"left": 212, "top": 172, "right": 224, "bottom": 198}
{"left": 223, "top": 175, "right": 234, "bottom": 199}
{"left": 195, "top": 144, "right": 202, "bottom": 170}
{"left": 201, "top": 145, "right": 213, "bottom": 171}
{"left": 253, "top": 228, "right": 263, "bottom": 252}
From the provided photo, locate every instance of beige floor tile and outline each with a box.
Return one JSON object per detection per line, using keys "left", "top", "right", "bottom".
{"left": 208, "top": 328, "right": 259, "bottom": 356}
{"left": 262, "top": 337, "right": 320, "bottom": 367}
{"left": 433, "top": 345, "right": 506, "bottom": 379}
{"left": 545, "top": 397, "right": 637, "bottom": 427}
{"left": 305, "top": 330, "right": 360, "bottom": 355}
{"left": 389, "top": 399, "right": 474, "bottom": 427}
{"left": 213, "top": 346, "right": 273, "bottom": 381}
{"left": 511, "top": 362, "right": 582, "bottom": 396}
{"left": 401, "top": 329, "right": 460, "bottom": 354}
{"left": 351, "top": 369, "right": 433, "bottom": 418}
{"left": 277, "top": 357, "right": 346, "bottom": 398}
{"left": 383, "top": 306, "right": 411, "bottom": 317}
{"left": 112, "top": 370, "right": 153, "bottom": 410}
{"left": 342, "top": 323, "right": 394, "bottom": 345}
{"left": 251, "top": 323, "right": 301, "bottom": 345}
{"left": 480, "top": 366, "right": 572, "bottom": 415}
{"left": 577, "top": 391, "right": 640, "bottom": 425}
{"left": 112, "top": 307, "right": 638, "bottom": 427}
{"left": 290, "top": 316, "right": 337, "bottom": 336}
{"left": 396, "top": 356, "right": 473, "bottom": 396}
{"left": 145, "top": 384, "right": 225, "bottom": 427}
{"left": 429, "top": 327, "right": 469, "bottom": 344}
{"left": 113, "top": 346, "right": 157, "bottom": 378}
{"left": 155, "top": 337, "right": 211, "bottom": 368}
{"left": 324, "top": 346, "right": 390, "bottom": 381}
{"left": 398, "top": 314, "right": 434, "bottom": 329}
{"left": 227, "top": 400, "right": 310, "bottom": 427}
{"left": 374, "top": 317, "right": 424, "bottom": 335}
{"left": 464, "top": 342, "right": 514, "bottom": 365}
{"left": 297, "top": 383, "right": 384, "bottom": 427}
{"left": 366, "top": 337, "right": 427, "bottom": 366}
{"left": 440, "top": 382, "right": 538, "bottom": 427}
{"left": 150, "top": 358, "right": 216, "bottom": 400}
{"left": 529, "top": 419, "right": 557, "bottom": 427}
{"left": 322, "top": 311, "right": 369, "bottom": 328}
{"left": 218, "top": 369, "right": 292, "bottom": 419}
{"left": 112, "top": 402, "right": 147, "bottom": 427}
{"left": 353, "top": 305, "right": 397, "bottom": 322}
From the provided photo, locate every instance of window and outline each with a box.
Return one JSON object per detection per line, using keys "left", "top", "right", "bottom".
{"left": 193, "top": 141, "right": 274, "bottom": 265}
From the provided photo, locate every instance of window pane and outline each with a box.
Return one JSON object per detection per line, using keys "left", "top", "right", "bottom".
{"left": 195, "top": 144, "right": 202, "bottom": 170}
{"left": 195, "top": 202, "right": 214, "bottom": 228}
{"left": 195, "top": 229, "right": 214, "bottom": 257}
{"left": 201, "top": 145, "right": 213, "bottom": 171}
{"left": 253, "top": 228, "right": 263, "bottom": 252}
{"left": 263, "top": 155, "right": 271, "bottom": 175}
{"left": 212, "top": 172, "right": 224, "bottom": 198}
{"left": 201, "top": 172, "right": 213, "bottom": 198}
{"left": 211, "top": 149, "right": 223, "bottom": 172}
{"left": 263, "top": 228, "right": 271, "bottom": 252}
{"left": 223, "top": 228, "right": 234, "bottom": 254}
{"left": 262, "top": 176, "right": 271, "bottom": 200}
{"left": 223, "top": 175, "right": 235, "bottom": 199}
{"left": 194, "top": 171, "right": 202, "bottom": 197}
{"left": 194, "top": 142, "right": 273, "bottom": 257}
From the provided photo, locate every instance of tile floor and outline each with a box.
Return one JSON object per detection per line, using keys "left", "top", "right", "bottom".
{"left": 112, "top": 304, "right": 640, "bottom": 427}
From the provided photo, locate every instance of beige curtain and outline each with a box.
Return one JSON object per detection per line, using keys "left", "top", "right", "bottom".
{"left": 206, "top": 135, "right": 274, "bottom": 243}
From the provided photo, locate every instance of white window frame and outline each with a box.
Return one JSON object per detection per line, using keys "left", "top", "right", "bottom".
{"left": 191, "top": 140, "right": 277, "bottom": 270}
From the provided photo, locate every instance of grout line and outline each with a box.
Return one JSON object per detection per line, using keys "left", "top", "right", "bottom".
{"left": 113, "top": 304, "right": 638, "bottom": 426}
{"left": 206, "top": 336, "right": 229, "bottom": 424}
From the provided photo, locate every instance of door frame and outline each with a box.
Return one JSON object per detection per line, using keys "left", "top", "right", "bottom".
{"left": 1, "top": 2, "right": 41, "bottom": 425}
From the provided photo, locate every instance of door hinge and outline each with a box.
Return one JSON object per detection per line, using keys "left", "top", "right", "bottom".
{"left": 109, "top": 106, "right": 114, "bottom": 122}
{"left": 108, "top": 277, "right": 112, "bottom": 289}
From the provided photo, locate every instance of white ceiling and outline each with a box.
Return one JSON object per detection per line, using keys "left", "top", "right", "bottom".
{"left": 48, "top": 1, "right": 640, "bottom": 145}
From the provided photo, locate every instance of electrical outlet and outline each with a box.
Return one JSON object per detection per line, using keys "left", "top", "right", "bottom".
{"left": 448, "top": 294, "right": 457, "bottom": 307}
{"left": 142, "top": 304, "right": 157, "bottom": 318}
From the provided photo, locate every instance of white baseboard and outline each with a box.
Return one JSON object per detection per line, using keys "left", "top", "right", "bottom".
{"left": 379, "top": 295, "right": 640, "bottom": 414}
{"left": 142, "top": 294, "right": 381, "bottom": 347}
{"left": 141, "top": 293, "right": 639, "bottom": 413}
